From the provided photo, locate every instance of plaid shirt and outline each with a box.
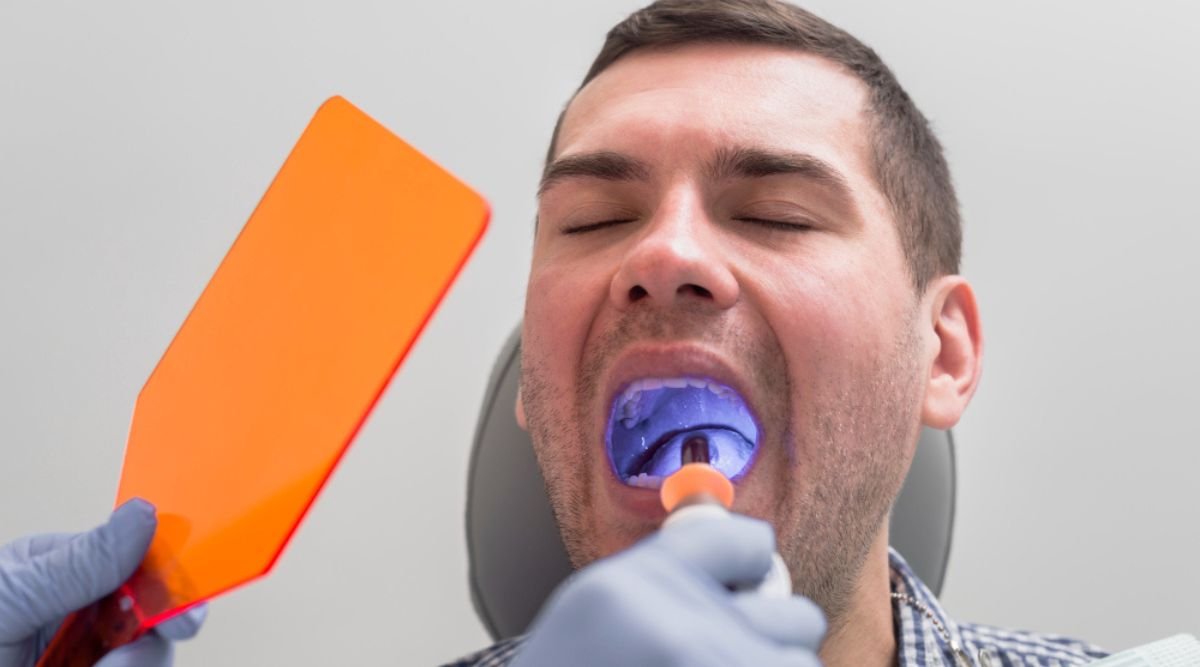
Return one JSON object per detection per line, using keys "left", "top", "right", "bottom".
{"left": 443, "top": 548, "right": 1109, "bottom": 666}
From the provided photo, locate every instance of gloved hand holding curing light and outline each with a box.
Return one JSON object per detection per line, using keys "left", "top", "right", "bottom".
{"left": 0, "top": 499, "right": 206, "bottom": 667}
{"left": 511, "top": 435, "right": 825, "bottom": 667}
{"left": 660, "top": 435, "right": 794, "bottom": 599}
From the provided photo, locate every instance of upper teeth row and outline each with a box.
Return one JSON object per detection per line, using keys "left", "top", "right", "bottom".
{"left": 616, "top": 376, "right": 740, "bottom": 427}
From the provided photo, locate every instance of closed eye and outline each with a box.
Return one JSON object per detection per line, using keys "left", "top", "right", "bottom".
{"left": 734, "top": 216, "right": 813, "bottom": 232}
{"left": 562, "top": 219, "right": 637, "bottom": 235}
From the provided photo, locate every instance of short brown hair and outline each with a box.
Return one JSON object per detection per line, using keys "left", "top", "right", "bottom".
{"left": 546, "top": 0, "right": 960, "bottom": 291}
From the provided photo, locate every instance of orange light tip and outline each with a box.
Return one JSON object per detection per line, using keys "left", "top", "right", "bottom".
{"left": 659, "top": 463, "right": 734, "bottom": 512}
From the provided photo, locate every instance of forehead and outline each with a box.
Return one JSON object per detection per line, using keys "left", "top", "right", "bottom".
{"left": 556, "top": 43, "right": 874, "bottom": 178}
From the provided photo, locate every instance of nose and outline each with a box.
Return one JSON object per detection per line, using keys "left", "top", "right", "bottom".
{"left": 609, "top": 189, "right": 739, "bottom": 311}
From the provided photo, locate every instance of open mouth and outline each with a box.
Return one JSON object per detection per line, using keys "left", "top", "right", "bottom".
{"left": 605, "top": 376, "right": 759, "bottom": 489}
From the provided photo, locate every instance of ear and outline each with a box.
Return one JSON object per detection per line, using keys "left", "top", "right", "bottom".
{"left": 920, "top": 275, "right": 983, "bottom": 429}
{"left": 515, "top": 385, "right": 528, "bottom": 430}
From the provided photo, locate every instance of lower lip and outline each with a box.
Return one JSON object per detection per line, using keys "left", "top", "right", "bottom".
{"left": 601, "top": 469, "right": 669, "bottom": 519}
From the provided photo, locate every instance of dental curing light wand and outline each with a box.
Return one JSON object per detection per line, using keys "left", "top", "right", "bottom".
{"left": 659, "top": 436, "right": 792, "bottom": 597}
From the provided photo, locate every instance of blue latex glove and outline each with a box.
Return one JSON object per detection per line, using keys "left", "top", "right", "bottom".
{"left": 0, "top": 499, "right": 206, "bottom": 667}
{"left": 510, "top": 513, "right": 826, "bottom": 667}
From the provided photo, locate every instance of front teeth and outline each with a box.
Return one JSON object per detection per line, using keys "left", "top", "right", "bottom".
{"left": 615, "top": 376, "right": 740, "bottom": 430}
{"left": 626, "top": 472, "right": 663, "bottom": 489}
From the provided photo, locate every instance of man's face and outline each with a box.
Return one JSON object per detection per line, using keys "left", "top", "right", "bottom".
{"left": 520, "top": 43, "right": 931, "bottom": 617}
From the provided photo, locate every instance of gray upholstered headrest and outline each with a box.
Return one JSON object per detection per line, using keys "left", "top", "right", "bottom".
{"left": 466, "top": 325, "right": 955, "bottom": 640}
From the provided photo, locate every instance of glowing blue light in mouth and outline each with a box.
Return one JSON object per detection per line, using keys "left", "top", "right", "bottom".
{"left": 605, "top": 377, "right": 759, "bottom": 488}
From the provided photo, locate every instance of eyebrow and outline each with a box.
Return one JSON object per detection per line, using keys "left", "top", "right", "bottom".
{"left": 537, "top": 146, "right": 853, "bottom": 199}
{"left": 539, "top": 151, "right": 652, "bottom": 196}
{"left": 707, "top": 146, "right": 853, "bottom": 198}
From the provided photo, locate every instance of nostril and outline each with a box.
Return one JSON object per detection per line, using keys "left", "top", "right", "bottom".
{"left": 679, "top": 284, "right": 712, "bottom": 299}
{"left": 628, "top": 285, "right": 649, "bottom": 302}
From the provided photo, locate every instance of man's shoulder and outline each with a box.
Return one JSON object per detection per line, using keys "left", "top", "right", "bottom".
{"left": 439, "top": 636, "right": 525, "bottom": 667}
{"left": 889, "top": 548, "right": 1108, "bottom": 665}
{"left": 957, "top": 620, "right": 1108, "bottom": 665}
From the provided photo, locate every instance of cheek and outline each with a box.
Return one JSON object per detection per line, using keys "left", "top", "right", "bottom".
{"left": 759, "top": 252, "right": 911, "bottom": 392}
{"left": 523, "top": 259, "right": 609, "bottom": 384}
{"left": 767, "top": 267, "right": 882, "bottom": 355}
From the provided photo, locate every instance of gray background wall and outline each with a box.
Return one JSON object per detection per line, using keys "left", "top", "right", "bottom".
{"left": 1, "top": 1, "right": 1196, "bottom": 664}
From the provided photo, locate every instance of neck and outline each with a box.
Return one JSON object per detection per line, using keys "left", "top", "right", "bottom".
{"left": 817, "top": 530, "right": 897, "bottom": 667}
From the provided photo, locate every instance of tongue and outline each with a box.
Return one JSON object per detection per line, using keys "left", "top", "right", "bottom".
{"left": 641, "top": 427, "right": 755, "bottom": 479}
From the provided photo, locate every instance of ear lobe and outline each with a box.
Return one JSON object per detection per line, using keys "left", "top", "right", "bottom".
{"left": 921, "top": 276, "right": 984, "bottom": 429}
{"left": 515, "top": 385, "right": 528, "bottom": 430}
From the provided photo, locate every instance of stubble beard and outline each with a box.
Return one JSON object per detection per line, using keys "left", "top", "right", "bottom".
{"left": 521, "top": 305, "right": 924, "bottom": 632}
{"left": 773, "top": 314, "right": 924, "bottom": 631}
{"left": 519, "top": 322, "right": 600, "bottom": 568}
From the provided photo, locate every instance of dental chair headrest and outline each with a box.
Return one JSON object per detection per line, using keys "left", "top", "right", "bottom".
{"left": 466, "top": 326, "right": 956, "bottom": 640}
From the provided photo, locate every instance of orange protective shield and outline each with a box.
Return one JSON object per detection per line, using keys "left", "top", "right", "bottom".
{"left": 114, "top": 96, "right": 489, "bottom": 625}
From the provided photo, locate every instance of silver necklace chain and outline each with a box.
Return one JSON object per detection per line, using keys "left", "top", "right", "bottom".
{"left": 891, "top": 591, "right": 997, "bottom": 667}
